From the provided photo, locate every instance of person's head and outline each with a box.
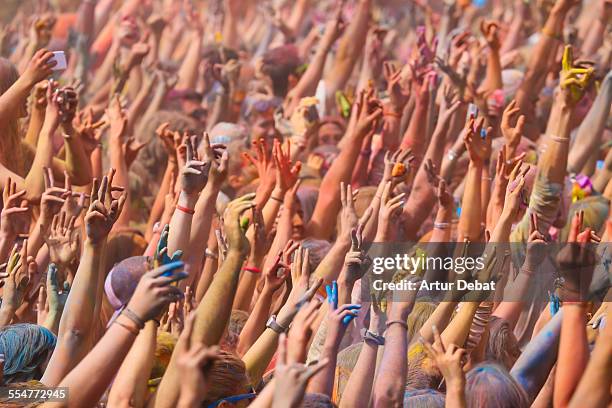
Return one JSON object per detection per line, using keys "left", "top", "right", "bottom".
{"left": 258, "top": 45, "right": 301, "bottom": 97}
{"left": 0, "top": 324, "right": 56, "bottom": 384}
{"left": 200, "top": 350, "right": 254, "bottom": 407}
{"left": 220, "top": 310, "right": 249, "bottom": 352}
{"left": 0, "top": 58, "right": 24, "bottom": 119}
{"left": 317, "top": 117, "right": 346, "bottom": 147}
{"left": 407, "top": 301, "right": 437, "bottom": 339}
{"left": 406, "top": 341, "right": 442, "bottom": 389}
{"left": 485, "top": 316, "right": 521, "bottom": 369}
{"left": 301, "top": 392, "right": 336, "bottom": 407}
{"left": 335, "top": 342, "right": 363, "bottom": 400}
{"left": 465, "top": 363, "right": 529, "bottom": 408}
{"left": 149, "top": 331, "right": 178, "bottom": 388}
{"left": 104, "top": 256, "right": 153, "bottom": 313}
{"left": 403, "top": 388, "right": 445, "bottom": 408}
{"left": 300, "top": 238, "right": 333, "bottom": 273}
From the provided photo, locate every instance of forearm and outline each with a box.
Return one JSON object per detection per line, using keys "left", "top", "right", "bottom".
{"left": 481, "top": 49, "right": 503, "bottom": 94}
{"left": 306, "top": 342, "right": 339, "bottom": 396}
{"left": 308, "top": 137, "right": 362, "bottom": 239}
{"left": 568, "top": 72, "right": 612, "bottom": 174}
{"left": 176, "top": 32, "right": 202, "bottom": 90}
{"left": 314, "top": 235, "right": 352, "bottom": 282}
{"left": 419, "top": 301, "right": 458, "bottom": 343}
{"left": 135, "top": 86, "right": 167, "bottom": 137}
{"left": 242, "top": 327, "right": 280, "bottom": 386}
{"left": 457, "top": 163, "right": 483, "bottom": 241}
{"left": 42, "top": 239, "right": 105, "bottom": 386}
{"left": 127, "top": 80, "right": 155, "bottom": 136}
{"left": 146, "top": 161, "right": 177, "bottom": 240}
{"left": 108, "top": 321, "right": 157, "bottom": 408}
{"left": 26, "top": 121, "right": 58, "bottom": 199}
{"left": 44, "top": 321, "right": 137, "bottom": 408}
{"left": 237, "top": 287, "right": 274, "bottom": 355}
{"left": 554, "top": 305, "right": 589, "bottom": 408}
{"left": 186, "top": 187, "right": 218, "bottom": 281}
{"left": 168, "top": 191, "right": 198, "bottom": 269}
{"left": 510, "top": 309, "right": 562, "bottom": 402}
{"left": 193, "top": 249, "right": 244, "bottom": 345}
{"left": 324, "top": 0, "right": 371, "bottom": 95}
{"left": 110, "top": 145, "right": 131, "bottom": 228}
{"left": 540, "top": 101, "right": 572, "bottom": 184}
{"left": 339, "top": 341, "right": 378, "bottom": 408}
{"left": 24, "top": 108, "right": 44, "bottom": 147}
{"left": 222, "top": 13, "right": 240, "bottom": 50}
{"left": 291, "top": 37, "right": 334, "bottom": 101}
{"left": 373, "top": 323, "right": 409, "bottom": 406}
{"left": 400, "top": 97, "right": 430, "bottom": 162}
{"left": 441, "top": 302, "right": 479, "bottom": 348}
{"left": 568, "top": 311, "right": 612, "bottom": 408}
{"left": 445, "top": 381, "right": 467, "bottom": 408}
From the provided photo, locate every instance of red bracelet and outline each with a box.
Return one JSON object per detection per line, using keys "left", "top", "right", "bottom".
{"left": 243, "top": 266, "right": 262, "bottom": 274}
{"left": 176, "top": 205, "right": 195, "bottom": 215}
{"left": 383, "top": 109, "right": 401, "bottom": 118}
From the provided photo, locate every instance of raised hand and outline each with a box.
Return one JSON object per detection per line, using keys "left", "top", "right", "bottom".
{"left": 243, "top": 137, "right": 276, "bottom": 197}
{"left": 524, "top": 213, "right": 547, "bottom": 273}
{"left": 480, "top": 20, "right": 500, "bottom": 51}
{"left": 422, "top": 326, "right": 468, "bottom": 390}
{"left": 45, "top": 211, "right": 79, "bottom": 267}
{"left": 106, "top": 94, "right": 128, "bottom": 143}
{"left": 177, "top": 314, "right": 220, "bottom": 406}
{"left": 384, "top": 61, "right": 411, "bottom": 111}
{"left": 84, "top": 170, "right": 127, "bottom": 244}
{"left": 199, "top": 132, "right": 228, "bottom": 190}
{"left": 325, "top": 282, "right": 361, "bottom": 346}
{"left": 263, "top": 253, "right": 290, "bottom": 293}
{"left": 288, "top": 246, "right": 322, "bottom": 307}
{"left": 287, "top": 298, "right": 323, "bottom": 363}
{"left": 54, "top": 86, "right": 78, "bottom": 124}
{"left": 339, "top": 226, "right": 372, "bottom": 286}
{"left": 156, "top": 122, "right": 181, "bottom": 163}
{"left": 0, "top": 242, "right": 30, "bottom": 316}
{"left": 39, "top": 168, "right": 69, "bottom": 227}
{"left": 180, "top": 135, "right": 211, "bottom": 195}
{"left": 377, "top": 181, "right": 405, "bottom": 240}
{"left": 155, "top": 224, "right": 183, "bottom": 267}
{"left": 223, "top": 194, "right": 256, "bottom": 256}
{"left": 354, "top": 89, "right": 383, "bottom": 139}
{"left": 1, "top": 177, "right": 29, "bottom": 238}
{"left": 463, "top": 117, "right": 492, "bottom": 166}
{"left": 500, "top": 100, "right": 525, "bottom": 150}
{"left": 122, "top": 137, "right": 148, "bottom": 168}
{"left": 45, "top": 263, "right": 70, "bottom": 324}
{"left": 436, "top": 179, "right": 454, "bottom": 209}
{"left": 503, "top": 160, "right": 529, "bottom": 218}
{"left": 383, "top": 149, "right": 415, "bottom": 187}
{"left": 273, "top": 333, "right": 328, "bottom": 408}
{"left": 21, "top": 49, "right": 56, "bottom": 86}
{"left": 560, "top": 45, "right": 595, "bottom": 105}
{"left": 74, "top": 108, "right": 106, "bottom": 155}
{"left": 126, "top": 261, "right": 187, "bottom": 322}
{"left": 273, "top": 139, "right": 301, "bottom": 193}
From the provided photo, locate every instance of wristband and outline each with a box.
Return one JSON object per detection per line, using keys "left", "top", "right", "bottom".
{"left": 364, "top": 330, "right": 385, "bottom": 346}
{"left": 243, "top": 266, "right": 262, "bottom": 274}
{"left": 266, "top": 315, "right": 288, "bottom": 334}
{"left": 360, "top": 149, "right": 372, "bottom": 157}
{"left": 541, "top": 28, "right": 562, "bottom": 41}
{"left": 270, "top": 196, "right": 283, "bottom": 203}
{"left": 176, "top": 205, "right": 195, "bottom": 215}
{"left": 385, "top": 319, "right": 408, "bottom": 330}
{"left": 434, "top": 222, "right": 450, "bottom": 230}
{"left": 123, "top": 308, "right": 146, "bottom": 329}
{"left": 383, "top": 109, "right": 401, "bottom": 118}
{"left": 548, "top": 134, "right": 567, "bottom": 143}
{"left": 205, "top": 248, "right": 219, "bottom": 260}
{"left": 447, "top": 150, "right": 457, "bottom": 161}
{"left": 114, "top": 319, "right": 139, "bottom": 336}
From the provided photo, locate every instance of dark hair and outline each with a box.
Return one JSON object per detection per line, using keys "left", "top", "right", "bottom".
{"left": 0, "top": 324, "right": 56, "bottom": 384}
{"left": 261, "top": 45, "right": 301, "bottom": 97}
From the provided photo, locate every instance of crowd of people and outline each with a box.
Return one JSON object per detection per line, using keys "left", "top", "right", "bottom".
{"left": 0, "top": 0, "right": 610, "bottom": 406}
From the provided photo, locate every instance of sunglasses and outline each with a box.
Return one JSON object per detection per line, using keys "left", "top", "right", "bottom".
{"left": 206, "top": 392, "right": 256, "bottom": 408}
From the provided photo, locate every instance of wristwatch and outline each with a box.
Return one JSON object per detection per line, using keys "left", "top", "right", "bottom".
{"left": 266, "top": 315, "right": 288, "bottom": 334}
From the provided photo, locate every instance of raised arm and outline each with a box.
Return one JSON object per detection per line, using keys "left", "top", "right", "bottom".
{"left": 42, "top": 172, "right": 126, "bottom": 386}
